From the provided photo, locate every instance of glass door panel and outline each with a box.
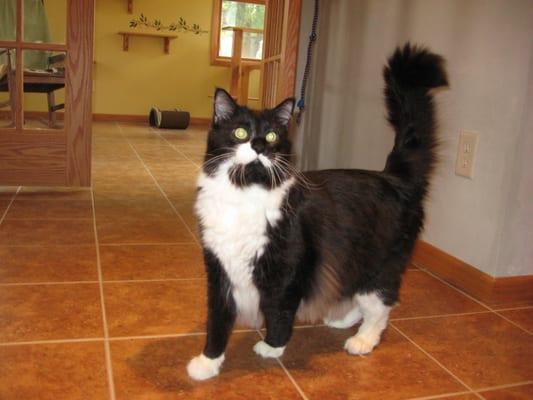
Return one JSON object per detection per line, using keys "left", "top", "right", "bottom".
{"left": 23, "top": 49, "right": 66, "bottom": 129}
{"left": 24, "top": 0, "right": 67, "bottom": 44}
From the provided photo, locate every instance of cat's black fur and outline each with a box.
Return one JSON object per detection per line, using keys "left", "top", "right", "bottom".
{"left": 194, "top": 44, "right": 448, "bottom": 371}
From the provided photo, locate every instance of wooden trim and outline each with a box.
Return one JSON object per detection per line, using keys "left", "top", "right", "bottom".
{"left": 280, "top": 0, "right": 301, "bottom": 98}
{"left": 92, "top": 113, "right": 148, "bottom": 123}
{"left": 0, "top": 41, "right": 67, "bottom": 51}
{"left": 210, "top": 0, "right": 266, "bottom": 66}
{"left": 412, "top": 240, "right": 533, "bottom": 306}
{"left": 222, "top": 27, "right": 263, "bottom": 34}
{"left": 210, "top": 0, "right": 222, "bottom": 65}
{"left": 92, "top": 113, "right": 211, "bottom": 127}
{"left": 0, "top": 132, "right": 66, "bottom": 186}
{"left": 65, "top": 0, "right": 94, "bottom": 186}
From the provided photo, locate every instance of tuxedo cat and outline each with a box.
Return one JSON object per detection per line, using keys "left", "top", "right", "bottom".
{"left": 187, "top": 43, "right": 448, "bottom": 380}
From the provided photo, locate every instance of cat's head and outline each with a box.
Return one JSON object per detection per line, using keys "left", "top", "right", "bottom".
{"left": 203, "top": 88, "right": 295, "bottom": 188}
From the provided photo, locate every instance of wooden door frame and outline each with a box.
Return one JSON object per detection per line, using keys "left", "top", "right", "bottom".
{"left": 279, "top": 0, "right": 301, "bottom": 99}
{"left": 259, "top": 0, "right": 302, "bottom": 108}
{"left": 0, "top": 0, "right": 94, "bottom": 186}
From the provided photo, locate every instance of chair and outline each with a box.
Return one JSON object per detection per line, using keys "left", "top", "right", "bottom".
{"left": 0, "top": 48, "right": 65, "bottom": 128}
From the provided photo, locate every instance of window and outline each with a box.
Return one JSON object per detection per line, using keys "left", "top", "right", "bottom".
{"left": 211, "top": 0, "right": 266, "bottom": 65}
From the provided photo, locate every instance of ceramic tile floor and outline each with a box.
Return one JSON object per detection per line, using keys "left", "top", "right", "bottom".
{"left": 0, "top": 122, "right": 532, "bottom": 400}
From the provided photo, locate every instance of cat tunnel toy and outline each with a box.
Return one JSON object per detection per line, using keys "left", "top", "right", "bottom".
{"left": 149, "top": 106, "right": 190, "bottom": 129}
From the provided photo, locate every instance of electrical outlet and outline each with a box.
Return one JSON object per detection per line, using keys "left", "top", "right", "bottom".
{"left": 455, "top": 130, "right": 479, "bottom": 178}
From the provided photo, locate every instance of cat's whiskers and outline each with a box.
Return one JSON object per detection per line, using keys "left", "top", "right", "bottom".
{"left": 202, "top": 153, "right": 233, "bottom": 170}
{"left": 273, "top": 156, "right": 316, "bottom": 192}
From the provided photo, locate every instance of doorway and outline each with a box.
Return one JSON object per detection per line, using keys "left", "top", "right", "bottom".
{"left": 0, "top": 0, "right": 94, "bottom": 186}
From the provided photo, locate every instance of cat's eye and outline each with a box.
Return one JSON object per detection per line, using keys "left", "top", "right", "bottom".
{"left": 234, "top": 128, "right": 248, "bottom": 140}
{"left": 265, "top": 131, "right": 278, "bottom": 143}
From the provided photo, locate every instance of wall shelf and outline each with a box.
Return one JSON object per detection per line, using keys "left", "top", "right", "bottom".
{"left": 117, "top": 31, "right": 178, "bottom": 54}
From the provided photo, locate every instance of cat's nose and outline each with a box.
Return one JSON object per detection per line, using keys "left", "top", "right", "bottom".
{"left": 251, "top": 138, "right": 266, "bottom": 154}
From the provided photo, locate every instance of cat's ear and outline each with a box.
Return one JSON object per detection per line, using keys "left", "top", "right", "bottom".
{"left": 272, "top": 97, "right": 295, "bottom": 126}
{"left": 214, "top": 88, "right": 237, "bottom": 123}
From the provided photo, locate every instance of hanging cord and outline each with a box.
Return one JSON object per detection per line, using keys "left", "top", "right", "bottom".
{"left": 296, "top": 0, "right": 320, "bottom": 125}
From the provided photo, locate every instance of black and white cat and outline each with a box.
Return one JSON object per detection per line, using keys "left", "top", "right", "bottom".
{"left": 187, "top": 44, "right": 448, "bottom": 380}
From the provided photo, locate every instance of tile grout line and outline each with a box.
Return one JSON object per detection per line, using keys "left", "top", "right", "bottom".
{"left": 390, "top": 323, "right": 483, "bottom": 399}
{"left": 0, "top": 280, "right": 101, "bottom": 286}
{"left": 0, "top": 278, "right": 206, "bottom": 286}
{"left": 0, "top": 328, "right": 260, "bottom": 347}
{"left": 0, "top": 337, "right": 105, "bottom": 347}
{"left": 117, "top": 122, "right": 201, "bottom": 247}
{"left": 475, "top": 380, "right": 533, "bottom": 394}
{"left": 412, "top": 264, "right": 533, "bottom": 335}
{"left": 0, "top": 186, "right": 21, "bottom": 225}
{"left": 491, "top": 310, "right": 533, "bottom": 335}
{"left": 90, "top": 188, "right": 117, "bottom": 400}
{"left": 491, "top": 305, "right": 533, "bottom": 312}
{"left": 389, "top": 310, "right": 493, "bottom": 322}
{"left": 149, "top": 126, "right": 202, "bottom": 169}
{"left": 405, "top": 390, "right": 474, "bottom": 400}
{"left": 411, "top": 263, "right": 493, "bottom": 311}
{"left": 256, "top": 330, "right": 310, "bottom": 400}
{"left": 0, "top": 241, "right": 196, "bottom": 247}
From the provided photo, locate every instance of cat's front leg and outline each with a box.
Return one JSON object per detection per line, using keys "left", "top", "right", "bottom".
{"left": 187, "top": 250, "right": 236, "bottom": 380}
{"left": 254, "top": 295, "right": 300, "bottom": 359}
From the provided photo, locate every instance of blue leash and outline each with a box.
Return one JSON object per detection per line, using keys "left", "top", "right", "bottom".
{"left": 296, "top": 0, "right": 319, "bottom": 124}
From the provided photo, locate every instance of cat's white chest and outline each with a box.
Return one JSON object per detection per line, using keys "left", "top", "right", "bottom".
{"left": 195, "top": 162, "right": 293, "bottom": 327}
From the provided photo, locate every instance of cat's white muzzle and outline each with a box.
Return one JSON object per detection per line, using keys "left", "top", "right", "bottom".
{"left": 234, "top": 142, "right": 272, "bottom": 167}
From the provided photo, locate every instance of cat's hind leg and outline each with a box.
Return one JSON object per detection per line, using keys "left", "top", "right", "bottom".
{"left": 344, "top": 292, "right": 391, "bottom": 355}
{"left": 324, "top": 305, "right": 362, "bottom": 329}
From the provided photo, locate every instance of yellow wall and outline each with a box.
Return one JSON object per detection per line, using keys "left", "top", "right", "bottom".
{"left": 25, "top": 0, "right": 260, "bottom": 117}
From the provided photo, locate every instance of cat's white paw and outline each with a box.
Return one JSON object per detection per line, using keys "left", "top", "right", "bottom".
{"left": 186, "top": 353, "right": 224, "bottom": 381}
{"left": 253, "top": 340, "right": 285, "bottom": 358}
{"left": 344, "top": 335, "right": 377, "bottom": 355}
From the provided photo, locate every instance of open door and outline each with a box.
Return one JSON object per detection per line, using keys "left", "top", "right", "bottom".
{"left": 260, "top": 0, "right": 301, "bottom": 108}
{"left": 0, "top": 0, "right": 94, "bottom": 186}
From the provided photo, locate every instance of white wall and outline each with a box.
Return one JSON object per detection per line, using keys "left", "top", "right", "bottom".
{"left": 294, "top": 0, "right": 533, "bottom": 277}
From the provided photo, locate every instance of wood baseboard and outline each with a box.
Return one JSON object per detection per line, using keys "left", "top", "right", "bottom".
{"left": 92, "top": 113, "right": 211, "bottom": 127}
{"left": 92, "top": 113, "right": 145, "bottom": 123}
{"left": 412, "top": 240, "right": 533, "bottom": 307}
{"left": 1, "top": 111, "right": 211, "bottom": 127}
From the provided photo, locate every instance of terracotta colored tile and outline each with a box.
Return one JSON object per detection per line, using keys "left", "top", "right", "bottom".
{"left": 0, "top": 342, "right": 108, "bottom": 400}
{"left": 164, "top": 185, "right": 197, "bottom": 204}
{"left": 6, "top": 199, "right": 93, "bottom": 219}
{"left": 0, "top": 186, "right": 18, "bottom": 199}
{"left": 0, "top": 283, "right": 103, "bottom": 342}
{"left": 0, "top": 245, "right": 97, "bottom": 283}
{"left": 437, "top": 394, "right": 478, "bottom": 400}
{"left": 497, "top": 309, "right": 533, "bottom": 333}
{"left": 17, "top": 187, "right": 92, "bottom": 201}
{"left": 95, "top": 198, "right": 176, "bottom": 220}
{"left": 481, "top": 383, "right": 533, "bottom": 399}
{"left": 100, "top": 244, "right": 204, "bottom": 281}
{"left": 392, "top": 270, "right": 487, "bottom": 319}
{"left": 0, "top": 200, "right": 11, "bottom": 216}
{"left": 132, "top": 145, "right": 189, "bottom": 162}
{"left": 282, "top": 326, "right": 464, "bottom": 400}
{"left": 93, "top": 184, "right": 163, "bottom": 201}
{"left": 104, "top": 280, "right": 206, "bottom": 337}
{"left": 96, "top": 217, "right": 194, "bottom": 244}
{"left": 171, "top": 200, "right": 199, "bottom": 237}
{"left": 0, "top": 219, "right": 95, "bottom": 245}
{"left": 111, "top": 332, "right": 301, "bottom": 399}
{"left": 393, "top": 313, "right": 533, "bottom": 388}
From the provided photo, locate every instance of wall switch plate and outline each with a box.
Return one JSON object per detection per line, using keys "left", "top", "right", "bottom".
{"left": 455, "top": 130, "right": 479, "bottom": 179}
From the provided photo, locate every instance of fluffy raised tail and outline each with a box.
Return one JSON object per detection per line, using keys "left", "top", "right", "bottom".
{"left": 383, "top": 43, "right": 448, "bottom": 187}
